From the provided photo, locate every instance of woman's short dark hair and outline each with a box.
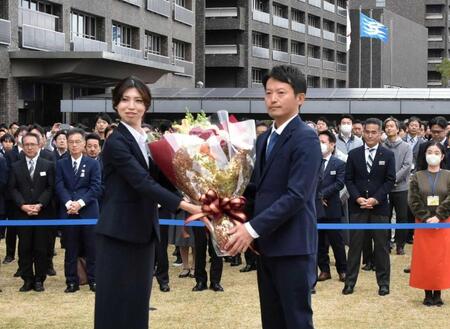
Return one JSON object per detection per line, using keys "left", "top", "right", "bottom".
{"left": 0, "top": 133, "right": 14, "bottom": 143}
{"left": 112, "top": 76, "right": 152, "bottom": 112}
{"left": 418, "top": 140, "right": 447, "bottom": 171}
{"left": 262, "top": 65, "right": 307, "bottom": 95}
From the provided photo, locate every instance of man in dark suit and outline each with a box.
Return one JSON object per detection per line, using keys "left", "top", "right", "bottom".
{"left": 0, "top": 155, "right": 8, "bottom": 242}
{"left": 226, "top": 65, "right": 321, "bottom": 329}
{"left": 29, "top": 125, "right": 56, "bottom": 163}
{"left": 316, "top": 130, "right": 347, "bottom": 283}
{"left": 416, "top": 116, "right": 448, "bottom": 170}
{"left": 403, "top": 117, "right": 425, "bottom": 173}
{"left": 56, "top": 128, "right": 102, "bottom": 293}
{"left": 8, "top": 132, "right": 54, "bottom": 292}
{"left": 343, "top": 118, "right": 396, "bottom": 296}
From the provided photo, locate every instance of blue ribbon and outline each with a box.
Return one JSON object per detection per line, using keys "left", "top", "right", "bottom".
{"left": 0, "top": 219, "right": 449, "bottom": 230}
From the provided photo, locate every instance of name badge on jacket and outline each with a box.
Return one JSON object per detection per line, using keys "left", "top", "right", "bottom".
{"left": 330, "top": 171, "right": 336, "bottom": 176}
{"left": 40, "top": 172, "right": 46, "bottom": 176}
{"left": 379, "top": 161, "right": 385, "bottom": 166}
{"left": 427, "top": 196, "right": 439, "bottom": 206}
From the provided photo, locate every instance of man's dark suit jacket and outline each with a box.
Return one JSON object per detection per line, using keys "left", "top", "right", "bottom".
{"left": 317, "top": 155, "right": 345, "bottom": 219}
{"left": 402, "top": 135, "right": 425, "bottom": 171}
{"left": 55, "top": 155, "right": 102, "bottom": 219}
{"left": 0, "top": 155, "right": 8, "bottom": 215}
{"left": 248, "top": 116, "right": 322, "bottom": 257}
{"left": 345, "top": 144, "right": 396, "bottom": 217}
{"left": 8, "top": 157, "right": 54, "bottom": 218}
{"left": 95, "top": 123, "right": 181, "bottom": 243}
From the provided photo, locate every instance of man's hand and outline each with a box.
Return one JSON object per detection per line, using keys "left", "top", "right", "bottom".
{"left": 21, "top": 204, "right": 36, "bottom": 216}
{"left": 29, "top": 204, "right": 42, "bottom": 215}
{"left": 224, "top": 222, "right": 254, "bottom": 256}
{"left": 51, "top": 123, "right": 61, "bottom": 134}
{"left": 356, "top": 197, "right": 368, "bottom": 208}
{"left": 364, "top": 198, "right": 379, "bottom": 209}
{"left": 68, "top": 201, "right": 81, "bottom": 215}
{"left": 426, "top": 216, "right": 440, "bottom": 224}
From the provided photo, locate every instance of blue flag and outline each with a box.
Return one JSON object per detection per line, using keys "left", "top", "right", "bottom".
{"left": 360, "top": 12, "right": 388, "bottom": 43}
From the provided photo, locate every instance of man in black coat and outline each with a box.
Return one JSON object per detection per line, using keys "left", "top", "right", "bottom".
{"left": 8, "top": 132, "right": 54, "bottom": 292}
{"left": 343, "top": 118, "right": 396, "bottom": 296}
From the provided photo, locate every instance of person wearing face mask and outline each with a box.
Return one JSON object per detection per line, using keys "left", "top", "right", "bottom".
{"left": 408, "top": 141, "right": 450, "bottom": 307}
{"left": 315, "top": 131, "right": 347, "bottom": 283}
{"left": 335, "top": 115, "right": 363, "bottom": 156}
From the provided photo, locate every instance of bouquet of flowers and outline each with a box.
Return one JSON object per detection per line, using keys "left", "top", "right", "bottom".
{"left": 149, "top": 111, "right": 256, "bottom": 256}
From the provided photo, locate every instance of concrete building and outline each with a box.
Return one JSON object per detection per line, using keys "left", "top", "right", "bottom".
{"left": 424, "top": 0, "right": 450, "bottom": 87}
{"left": 0, "top": 0, "right": 196, "bottom": 125}
{"left": 348, "top": 0, "right": 428, "bottom": 88}
{"left": 196, "top": 0, "right": 349, "bottom": 89}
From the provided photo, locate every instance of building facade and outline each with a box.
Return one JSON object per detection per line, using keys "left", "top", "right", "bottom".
{"left": 0, "top": 0, "right": 196, "bottom": 125}
{"left": 196, "top": 0, "right": 349, "bottom": 89}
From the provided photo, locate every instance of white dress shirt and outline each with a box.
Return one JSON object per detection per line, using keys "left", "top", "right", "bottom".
{"left": 364, "top": 143, "right": 379, "bottom": 166}
{"left": 121, "top": 121, "right": 150, "bottom": 167}
{"left": 65, "top": 155, "right": 86, "bottom": 209}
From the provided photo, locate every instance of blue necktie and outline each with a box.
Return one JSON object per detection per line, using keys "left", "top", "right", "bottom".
{"left": 266, "top": 131, "right": 279, "bottom": 160}
{"left": 73, "top": 161, "right": 78, "bottom": 176}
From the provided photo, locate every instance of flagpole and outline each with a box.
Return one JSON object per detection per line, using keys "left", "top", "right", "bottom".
{"left": 380, "top": 12, "right": 383, "bottom": 88}
{"left": 359, "top": 6, "right": 362, "bottom": 88}
{"left": 390, "top": 19, "right": 393, "bottom": 86}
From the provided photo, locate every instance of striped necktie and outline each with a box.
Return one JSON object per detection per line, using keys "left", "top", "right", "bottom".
{"left": 73, "top": 161, "right": 78, "bottom": 176}
{"left": 366, "top": 148, "right": 375, "bottom": 173}
{"left": 29, "top": 159, "right": 35, "bottom": 179}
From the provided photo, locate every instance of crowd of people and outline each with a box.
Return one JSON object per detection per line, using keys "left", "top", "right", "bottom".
{"left": 0, "top": 110, "right": 449, "bottom": 308}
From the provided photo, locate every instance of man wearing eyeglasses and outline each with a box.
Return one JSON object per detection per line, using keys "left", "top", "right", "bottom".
{"left": 417, "top": 116, "right": 449, "bottom": 170}
{"left": 8, "top": 132, "right": 54, "bottom": 292}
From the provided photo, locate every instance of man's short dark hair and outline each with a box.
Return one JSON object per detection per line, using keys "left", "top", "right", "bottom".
{"left": 262, "top": 65, "right": 307, "bottom": 95}
{"left": 0, "top": 133, "right": 14, "bottom": 143}
{"left": 8, "top": 122, "right": 19, "bottom": 129}
{"left": 67, "top": 128, "right": 86, "bottom": 140}
{"left": 407, "top": 116, "right": 421, "bottom": 126}
{"left": 14, "top": 125, "right": 29, "bottom": 138}
{"left": 318, "top": 130, "right": 336, "bottom": 144}
{"left": 429, "top": 116, "right": 447, "bottom": 130}
{"left": 383, "top": 117, "right": 399, "bottom": 130}
{"left": 53, "top": 130, "right": 67, "bottom": 142}
{"left": 29, "top": 124, "right": 45, "bottom": 137}
{"left": 85, "top": 133, "right": 101, "bottom": 144}
{"left": 22, "top": 132, "right": 40, "bottom": 145}
{"left": 256, "top": 121, "right": 268, "bottom": 128}
{"left": 364, "top": 118, "right": 383, "bottom": 130}
{"left": 317, "top": 117, "right": 330, "bottom": 126}
{"left": 95, "top": 113, "right": 112, "bottom": 125}
{"left": 353, "top": 119, "right": 362, "bottom": 125}
{"left": 339, "top": 114, "right": 354, "bottom": 125}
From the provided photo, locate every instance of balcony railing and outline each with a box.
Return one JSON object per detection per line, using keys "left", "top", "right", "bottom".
{"left": 147, "top": 0, "right": 170, "bottom": 17}
{"left": 22, "top": 24, "right": 65, "bottom": 51}
{"left": 337, "top": 63, "right": 347, "bottom": 72}
{"left": 428, "top": 80, "right": 443, "bottom": 86}
{"left": 112, "top": 44, "right": 143, "bottom": 58}
{"left": 425, "top": 13, "right": 444, "bottom": 20}
{"left": 308, "top": 57, "right": 321, "bottom": 67}
{"left": 337, "top": 34, "right": 346, "bottom": 44}
{"left": 72, "top": 35, "right": 108, "bottom": 52}
{"left": 122, "top": 0, "right": 141, "bottom": 6}
{"left": 273, "top": 16, "right": 289, "bottom": 29}
{"left": 308, "top": 26, "right": 321, "bottom": 38}
{"left": 205, "top": 44, "right": 238, "bottom": 55}
{"left": 174, "top": 58, "right": 194, "bottom": 76}
{"left": 291, "top": 54, "right": 306, "bottom": 65}
{"left": 273, "top": 50, "right": 289, "bottom": 62}
{"left": 308, "top": 0, "right": 322, "bottom": 8}
{"left": 428, "top": 57, "right": 443, "bottom": 64}
{"left": 252, "top": 45, "right": 270, "bottom": 59}
{"left": 291, "top": 21, "right": 306, "bottom": 33}
{"left": 323, "top": 1, "right": 336, "bottom": 13}
{"left": 337, "top": 6, "right": 346, "bottom": 16}
{"left": 323, "top": 60, "right": 336, "bottom": 70}
{"left": 428, "top": 35, "right": 443, "bottom": 41}
{"left": 0, "top": 19, "right": 11, "bottom": 46}
{"left": 144, "top": 51, "right": 171, "bottom": 64}
{"left": 205, "top": 7, "right": 238, "bottom": 17}
{"left": 252, "top": 10, "right": 270, "bottom": 24}
{"left": 174, "top": 4, "right": 194, "bottom": 26}
{"left": 19, "top": 7, "right": 57, "bottom": 30}
{"left": 323, "top": 30, "right": 335, "bottom": 41}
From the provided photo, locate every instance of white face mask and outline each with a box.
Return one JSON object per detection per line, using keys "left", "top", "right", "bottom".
{"left": 320, "top": 143, "right": 329, "bottom": 155}
{"left": 426, "top": 154, "right": 441, "bottom": 167}
{"left": 340, "top": 124, "right": 352, "bottom": 135}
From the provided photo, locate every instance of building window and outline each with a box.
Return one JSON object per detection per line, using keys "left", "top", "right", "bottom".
{"left": 272, "top": 3, "right": 287, "bottom": 18}
{"left": 337, "top": 0, "right": 346, "bottom": 8}
{"left": 272, "top": 37, "right": 287, "bottom": 52}
{"left": 291, "top": 9, "right": 305, "bottom": 23}
{"left": 308, "top": 14, "right": 321, "bottom": 28}
{"left": 323, "top": 48, "right": 335, "bottom": 61}
{"left": 307, "top": 76, "right": 320, "bottom": 88}
{"left": 252, "top": 68, "right": 263, "bottom": 83}
{"left": 112, "top": 23, "right": 133, "bottom": 48}
{"left": 291, "top": 41, "right": 305, "bottom": 55}
{"left": 323, "top": 19, "right": 335, "bottom": 32}
{"left": 20, "top": 0, "right": 55, "bottom": 14}
{"left": 307, "top": 45, "right": 320, "bottom": 59}
{"left": 173, "top": 39, "right": 190, "bottom": 61}
{"left": 70, "top": 11, "right": 97, "bottom": 40}
{"left": 253, "top": 0, "right": 267, "bottom": 12}
{"left": 336, "top": 80, "right": 346, "bottom": 88}
{"left": 252, "top": 32, "right": 264, "bottom": 47}
{"left": 322, "top": 78, "right": 334, "bottom": 88}
{"left": 145, "top": 32, "right": 163, "bottom": 56}
{"left": 337, "top": 51, "right": 346, "bottom": 64}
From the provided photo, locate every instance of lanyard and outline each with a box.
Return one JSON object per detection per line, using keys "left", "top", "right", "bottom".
{"left": 426, "top": 171, "right": 441, "bottom": 195}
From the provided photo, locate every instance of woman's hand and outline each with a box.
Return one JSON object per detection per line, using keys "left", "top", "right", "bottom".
{"left": 426, "top": 216, "right": 440, "bottom": 224}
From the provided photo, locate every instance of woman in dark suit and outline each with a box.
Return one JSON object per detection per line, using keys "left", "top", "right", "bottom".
{"left": 94, "top": 76, "right": 200, "bottom": 329}
{"left": 408, "top": 141, "right": 450, "bottom": 307}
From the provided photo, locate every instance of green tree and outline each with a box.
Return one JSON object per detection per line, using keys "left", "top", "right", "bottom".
{"left": 437, "top": 58, "right": 450, "bottom": 87}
